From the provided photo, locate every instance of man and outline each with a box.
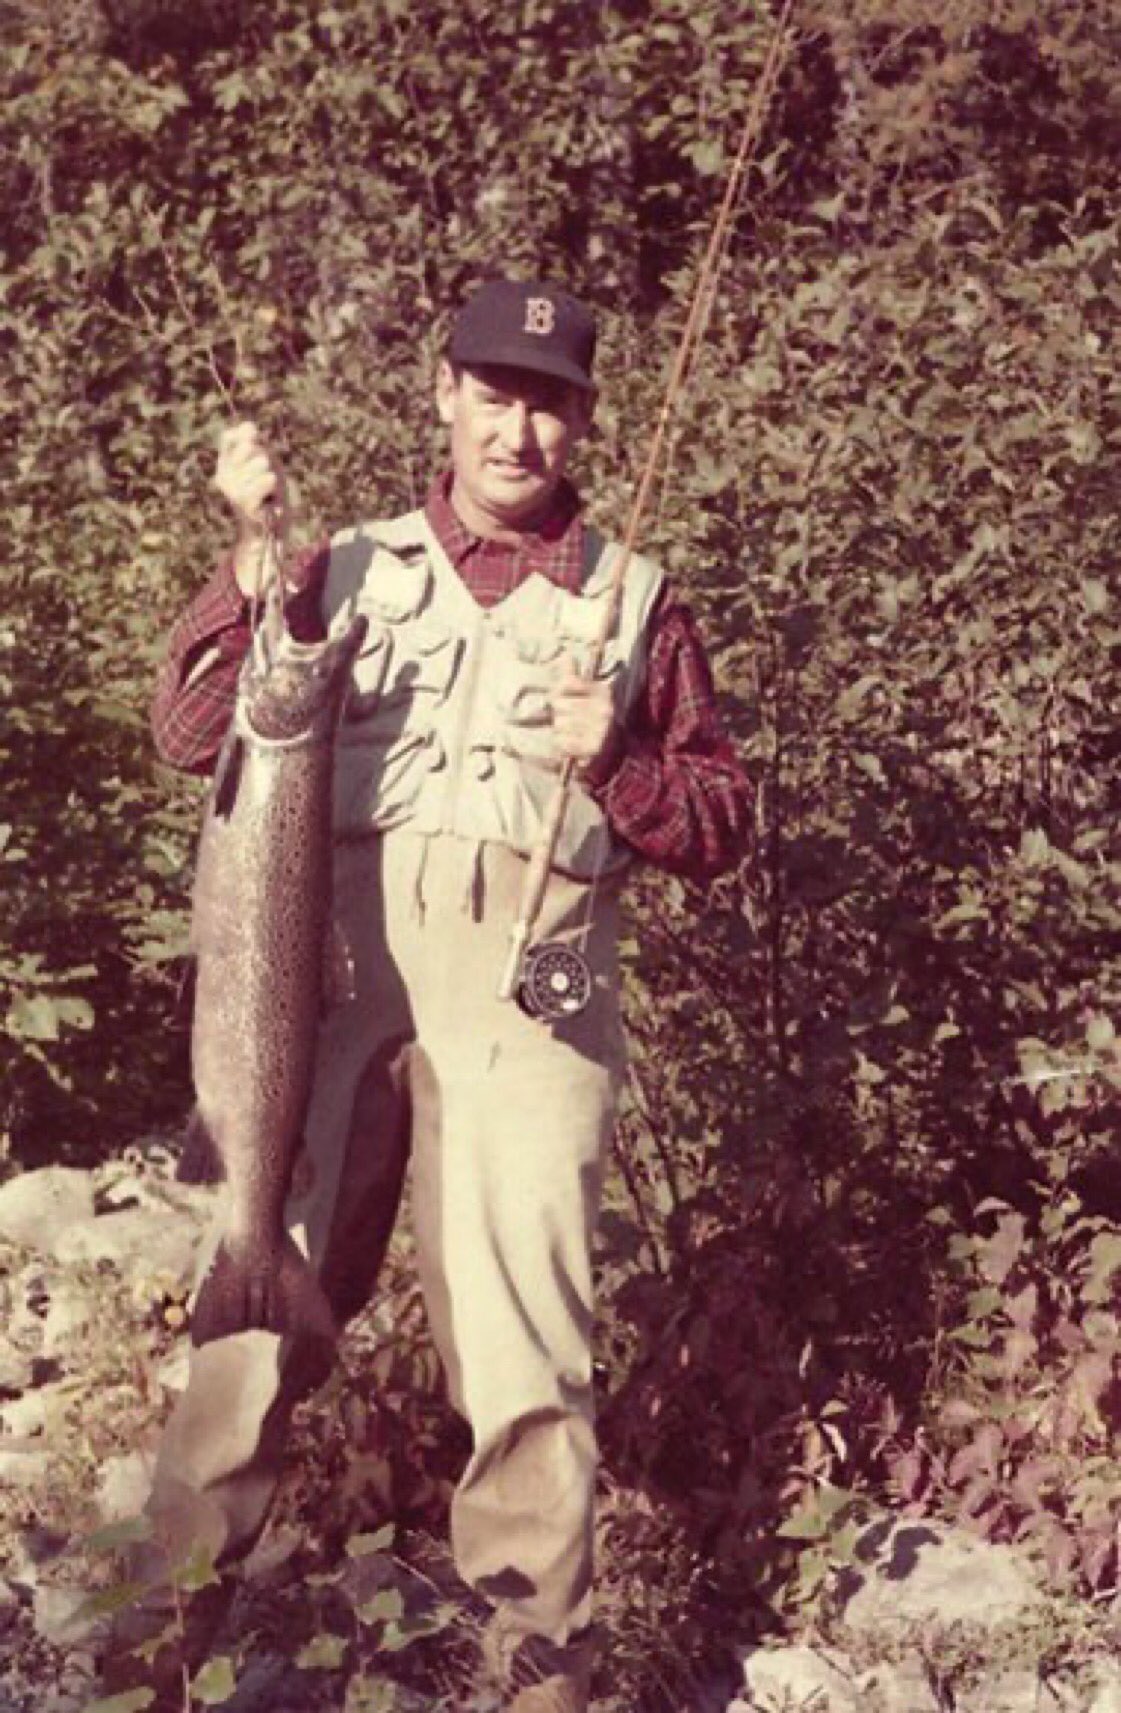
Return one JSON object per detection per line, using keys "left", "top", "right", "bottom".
{"left": 133, "top": 279, "right": 749, "bottom": 1712}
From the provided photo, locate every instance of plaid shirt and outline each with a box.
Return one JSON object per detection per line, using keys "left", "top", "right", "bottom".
{"left": 151, "top": 478, "right": 751, "bottom": 880}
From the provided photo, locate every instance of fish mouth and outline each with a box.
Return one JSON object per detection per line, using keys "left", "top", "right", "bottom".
{"left": 243, "top": 613, "right": 369, "bottom": 742}
{"left": 270, "top": 613, "right": 368, "bottom": 661}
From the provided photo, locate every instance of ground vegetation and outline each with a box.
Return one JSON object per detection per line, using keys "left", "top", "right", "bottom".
{"left": 1, "top": 1, "right": 1119, "bottom": 1706}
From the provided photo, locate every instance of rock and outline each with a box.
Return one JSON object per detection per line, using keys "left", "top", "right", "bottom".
{"left": 156, "top": 1342, "right": 192, "bottom": 1394}
{"left": 0, "top": 1393, "right": 47, "bottom": 1439}
{"left": 96, "top": 1451, "right": 154, "bottom": 1524}
{"left": 53, "top": 1205, "right": 201, "bottom": 1287}
{"left": 95, "top": 1162, "right": 219, "bottom": 1221}
{"left": 0, "top": 1379, "right": 79, "bottom": 1438}
{"left": 1090, "top": 1665, "right": 1121, "bottom": 1713}
{"left": 956, "top": 1672, "right": 1065, "bottom": 1713}
{"left": 854, "top": 1658, "right": 941, "bottom": 1713}
{"left": 0, "top": 1576, "right": 25, "bottom": 1613}
{"left": 38, "top": 1684, "right": 98, "bottom": 1713}
{"left": 40, "top": 1281, "right": 96, "bottom": 1359}
{"left": 0, "top": 1444, "right": 52, "bottom": 1487}
{"left": 0, "top": 1169, "right": 95, "bottom": 1254}
{"left": 31, "top": 1582, "right": 106, "bottom": 1649}
{"left": 734, "top": 1644, "right": 861, "bottom": 1713}
{"left": 9, "top": 1521, "right": 69, "bottom": 1578}
{"left": 8, "top": 1264, "right": 51, "bottom": 1346}
{"left": 837, "top": 1520, "right": 1041, "bottom": 1634}
{"left": 0, "top": 1335, "right": 34, "bottom": 1395}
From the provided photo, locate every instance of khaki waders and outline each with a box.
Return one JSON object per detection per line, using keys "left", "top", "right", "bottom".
{"left": 147, "top": 829, "right": 624, "bottom": 1651}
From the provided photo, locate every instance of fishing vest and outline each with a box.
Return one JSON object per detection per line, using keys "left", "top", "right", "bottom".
{"left": 323, "top": 509, "right": 664, "bottom": 880}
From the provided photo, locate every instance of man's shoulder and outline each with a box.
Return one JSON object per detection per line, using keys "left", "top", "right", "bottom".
{"left": 582, "top": 524, "right": 668, "bottom": 609}
{"left": 322, "top": 509, "right": 434, "bottom": 619}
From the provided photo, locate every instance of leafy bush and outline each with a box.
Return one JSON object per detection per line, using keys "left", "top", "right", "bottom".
{"left": 1, "top": 0, "right": 1119, "bottom": 1681}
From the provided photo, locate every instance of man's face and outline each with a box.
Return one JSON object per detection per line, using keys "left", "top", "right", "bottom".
{"left": 436, "top": 361, "right": 593, "bottom": 535}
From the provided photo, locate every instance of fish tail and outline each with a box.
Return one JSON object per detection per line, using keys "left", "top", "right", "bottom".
{"left": 190, "top": 1234, "right": 337, "bottom": 1363}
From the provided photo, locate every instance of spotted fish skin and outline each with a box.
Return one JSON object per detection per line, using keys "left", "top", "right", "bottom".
{"left": 188, "top": 617, "right": 367, "bottom": 1357}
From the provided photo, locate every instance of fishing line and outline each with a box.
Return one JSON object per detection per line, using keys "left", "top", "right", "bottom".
{"left": 502, "top": 0, "right": 798, "bottom": 1019}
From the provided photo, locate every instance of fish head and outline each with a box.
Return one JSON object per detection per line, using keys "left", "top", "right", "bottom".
{"left": 243, "top": 615, "right": 369, "bottom": 743}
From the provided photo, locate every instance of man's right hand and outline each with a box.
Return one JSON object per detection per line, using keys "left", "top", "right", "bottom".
{"left": 215, "top": 421, "right": 291, "bottom": 599}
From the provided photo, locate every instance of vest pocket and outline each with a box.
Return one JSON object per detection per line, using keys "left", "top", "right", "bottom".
{"left": 336, "top": 621, "right": 457, "bottom": 832}
{"left": 343, "top": 625, "right": 459, "bottom": 726}
{"left": 492, "top": 748, "right": 614, "bottom": 876}
{"left": 335, "top": 728, "right": 446, "bottom": 831}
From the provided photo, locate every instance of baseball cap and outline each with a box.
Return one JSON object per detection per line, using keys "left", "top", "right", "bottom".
{"left": 449, "top": 279, "right": 597, "bottom": 392}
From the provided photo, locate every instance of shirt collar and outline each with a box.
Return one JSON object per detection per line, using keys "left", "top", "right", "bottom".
{"left": 424, "top": 472, "right": 586, "bottom": 592}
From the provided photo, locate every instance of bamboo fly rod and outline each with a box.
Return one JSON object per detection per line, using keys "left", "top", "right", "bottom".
{"left": 498, "top": 0, "right": 797, "bottom": 1004}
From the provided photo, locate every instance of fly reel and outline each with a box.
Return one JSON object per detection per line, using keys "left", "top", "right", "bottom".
{"left": 515, "top": 940, "right": 593, "bottom": 1022}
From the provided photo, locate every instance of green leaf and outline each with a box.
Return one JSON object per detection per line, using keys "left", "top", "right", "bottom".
{"left": 7, "top": 993, "right": 66, "bottom": 1041}
{"left": 345, "top": 1524, "right": 395, "bottom": 1558}
{"left": 84, "top": 1516, "right": 154, "bottom": 1553}
{"left": 53, "top": 995, "right": 96, "bottom": 1031}
{"left": 296, "top": 1632, "right": 348, "bottom": 1672}
{"left": 191, "top": 1656, "right": 238, "bottom": 1705}
{"left": 70, "top": 1582, "right": 148, "bottom": 1624}
{"left": 1086, "top": 1013, "right": 1115, "bottom": 1052}
{"left": 356, "top": 1587, "right": 406, "bottom": 1627}
{"left": 1082, "top": 1233, "right": 1121, "bottom": 1304}
{"left": 776, "top": 1484, "right": 854, "bottom": 1542}
{"left": 344, "top": 1675, "right": 400, "bottom": 1713}
{"left": 174, "top": 1544, "right": 220, "bottom": 1594}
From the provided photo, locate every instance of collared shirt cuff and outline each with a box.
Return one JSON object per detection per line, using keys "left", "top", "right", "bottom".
{"left": 577, "top": 722, "right": 627, "bottom": 796}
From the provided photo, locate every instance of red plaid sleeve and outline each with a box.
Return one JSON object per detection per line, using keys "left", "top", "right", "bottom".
{"left": 583, "top": 589, "right": 752, "bottom": 882}
{"left": 150, "top": 544, "right": 328, "bottom": 774}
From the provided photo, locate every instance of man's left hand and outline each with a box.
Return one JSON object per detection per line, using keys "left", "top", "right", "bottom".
{"left": 550, "top": 654, "right": 617, "bottom": 776}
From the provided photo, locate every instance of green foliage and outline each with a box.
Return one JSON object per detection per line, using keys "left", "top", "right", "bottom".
{"left": 1, "top": 0, "right": 1120, "bottom": 1698}
{"left": 905, "top": 1191, "right": 1121, "bottom": 1591}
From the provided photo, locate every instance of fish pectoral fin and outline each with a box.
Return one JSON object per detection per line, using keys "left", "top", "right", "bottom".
{"left": 322, "top": 916, "right": 357, "bottom": 1012}
{"left": 190, "top": 1236, "right": 337, "bottom": 1364}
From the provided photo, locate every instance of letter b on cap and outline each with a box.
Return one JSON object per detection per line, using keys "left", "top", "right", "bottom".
{"left": 524, "top": 296, "right": 556, "bottom": 336}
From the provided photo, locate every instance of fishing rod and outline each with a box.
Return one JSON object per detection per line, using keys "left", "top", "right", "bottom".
{"left": 498, "top": 0, "right": 797, "bottom": 1015}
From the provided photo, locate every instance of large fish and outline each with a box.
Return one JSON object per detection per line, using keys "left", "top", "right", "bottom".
{"left": 188, "top": 611, "right": 367, "bottom": 1355}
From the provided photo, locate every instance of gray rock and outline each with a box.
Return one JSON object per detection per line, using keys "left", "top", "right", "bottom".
{"left": 0, "top": 1576, "right": 24, "bottom": 1612}
{"left": 0, "top": 1392, "right": 47, "bottom": 1438}
{"left": 0, "top": 1379, "right": 78, "bottom": 1438}
{"left": 0, "top": 1169, "right": 95, "bottom": 1254}
{"left": 95, "top": 1162, "right": 217, "bottom": 1220}
{"left": 955, "top": 1672, "right": 1065, "bottom": 1713}
{"left": 836, "top": 1520, "right": 1041, "bottom": 1634}
{"left": 734, "top": 1644, "right": 861, "bottom": 1712}
{"left": 96, "top": 1450, "right": 155, "bottom": 1524}
{"left": 35, "top": 1656, "right": 100, "bottom": 1713}
{"left": 53, "top": 1205, "right": 200, "bottom": 1286}
{"left": 40, "top": 1281, "right": 96, "bottom": 1359}
{"left": 0, "top": 1444, "right": 51, "bottom": 1487}
{"left": 7, "top": 1264, "right": 51, "bottom": 1347}
{"left": 0, "top": 1335, "right": 34, "bottom": 1394}
{"left": 853, "top": 1659, "right": 941, "bottom": 1713}
{"left": 156, "top": 1342, "right": 192, "bottom": 1393}
{"left": 31, "top": 1582, "right": 107, "bottom": 1649}
{"left": 1090, "top": 1666, "right": 1121, "bottom": 1713}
